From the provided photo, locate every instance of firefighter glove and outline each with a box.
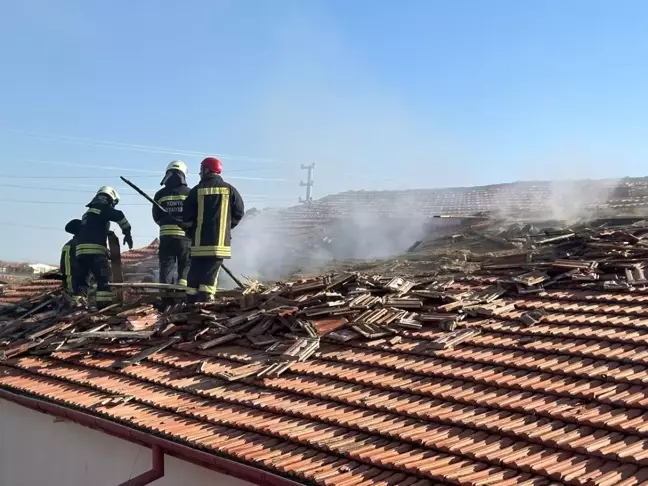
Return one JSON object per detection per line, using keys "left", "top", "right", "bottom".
{"left": 123, "top": 233, "right": 134, "bottom": 249}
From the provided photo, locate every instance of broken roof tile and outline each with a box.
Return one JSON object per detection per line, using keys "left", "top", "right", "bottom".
{"left": 5, "top": 221, "right": 648, "bottom": 484}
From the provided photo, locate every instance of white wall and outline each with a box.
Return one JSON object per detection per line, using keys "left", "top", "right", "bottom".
{"left": 28, "top": 264, "right": 58, "bottom": 274}
{"left": 0, "top": 399, "right": 256, "bottom": 486}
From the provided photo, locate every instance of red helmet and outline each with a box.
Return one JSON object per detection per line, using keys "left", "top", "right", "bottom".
{"left": 201, "top": 157, "right": 222, "bottom": 174}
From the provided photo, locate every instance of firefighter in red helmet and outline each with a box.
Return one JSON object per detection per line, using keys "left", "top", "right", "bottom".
{"left": 182, "top": 157, "right": 244, "bottom": 302}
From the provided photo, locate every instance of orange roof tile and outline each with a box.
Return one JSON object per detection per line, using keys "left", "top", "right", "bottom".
{"left": 121, "top": 239, "right": 159, "bottom": 263}
{"left": 0, "top": 240, "right": 160, "bottom": 304}
{"left": 8, "top": 222, "right": 648, "bottom": 484}
{"left": 3, "top": 279, "right": 648, "bottom": 484}
{"left": 0, "top": 279, "right": 62, "bottom": 304}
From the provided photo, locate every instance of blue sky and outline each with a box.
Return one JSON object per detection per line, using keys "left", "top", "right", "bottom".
{"left": 1, "top": 0, "right": 648, "bottom": 262}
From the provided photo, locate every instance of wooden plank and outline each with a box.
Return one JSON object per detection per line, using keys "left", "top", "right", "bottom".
{"left": 17, "top": 296, "right": 57, "bottom": 321}
{"left": 64, "top": 331, "right": 154, "bottom": 339}
{"left": 0, "top": 340, "right": 43, "bottom": 360}
{"left": 116, "top": 336, "right": 181, "bottom": 368}
{"left": 197, "top": 333, "right": 240, "bottom": 350}
{"left": 107, "top": 232, "right": 124, "bottom": 284}
{"left": 110, "top": 283, "right": 188, "bottom": 291}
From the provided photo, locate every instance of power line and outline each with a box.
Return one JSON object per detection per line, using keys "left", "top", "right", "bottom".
{"left": 0, "top": 199, "right": 293, "bottom": 208}
{"left": 0, "top": 198, "right": 149, "bottom": 206}
{"left": 0, "top": 167, "right": 275, "bottom": 179}
{"left": 0, "top": 221, "right": 156, "bottom": 239}
{"left": 0, "top": 183, "right": 296, "bottom": 201}
{"left": 0, "top": 183, "right": 149, "bottom": 196}
{"left": 25, "top": 159, "right": 292, "bottom": 182}
{"left": 2, "top": 128, "right": 398, "bottom": 184}
{"left": 2, "top": 128, "right": 285, "bottom": 164}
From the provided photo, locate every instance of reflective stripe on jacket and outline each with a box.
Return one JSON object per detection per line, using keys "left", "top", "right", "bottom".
{"left": 153, "top": 185, "right": 190, "bottom": 239}
{"left": 76, "top": 203, "right": 132, "bottom": 253}
{"left": 59, "top": 238, "right": 77, "bottom": 290}
{"left": 182, "top": 174, "right": 244, "bottom": 259}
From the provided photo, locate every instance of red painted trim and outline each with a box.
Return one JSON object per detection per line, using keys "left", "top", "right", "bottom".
{"left": 0, "top": 389, "right": 302, "bottom": 486}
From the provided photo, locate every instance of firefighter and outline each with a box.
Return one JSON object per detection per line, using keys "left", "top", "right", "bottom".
{"left": 73, "top": 186, "right": 134, "bottom": 308}
{"left": 182, "top": 157, "right": 244, "bottom": 302}
{"left": 153, "top": 160, "right": 191, "bottom": 286}
{"left": 60, "top": 219, "right": 82, "bottom": 296}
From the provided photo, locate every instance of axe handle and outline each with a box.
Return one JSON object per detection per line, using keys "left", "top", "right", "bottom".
{"left": 220, "top": 263, "right": 245, "bottom": 289}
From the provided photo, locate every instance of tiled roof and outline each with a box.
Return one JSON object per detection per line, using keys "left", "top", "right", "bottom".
{"left": 121, "top": 239, "right": 159, "bottom": 263}
{"left": 3, "top": 280, "right": 648, "bottom": 484}
{"left": 121, "top": 239, "right": 159, "bottom": 281}
{"left": 5, "top": 220, "right": 648, "bottom": 486}
{"left": 0, "top": 240, "right": 160, "bottom": 304}
{"left": 268, "top": 177, "right": 648, "bottom": 222}
{"left": 6, "top": 216, "right": 648, "bottom": 484}
{"left": 0, "top": 279, "right": 62, "bottom": 304}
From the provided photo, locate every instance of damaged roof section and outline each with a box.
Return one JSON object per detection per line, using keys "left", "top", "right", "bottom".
{"left": 0, "top": 280, "right": 62, "bottom": 305}
{"left": 0, "top": 240, "right": 160, "bottom": 305}
{"left": 4, "top": 219, "right": 648, "bottom": 484}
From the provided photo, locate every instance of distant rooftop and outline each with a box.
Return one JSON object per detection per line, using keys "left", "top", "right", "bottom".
{"left": 256, "top": 176, "right": 648, "bottom": 222}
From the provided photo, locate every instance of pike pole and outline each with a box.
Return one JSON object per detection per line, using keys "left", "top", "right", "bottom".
{"left": 120, "top": 176, "right": 246, "bottom": 289}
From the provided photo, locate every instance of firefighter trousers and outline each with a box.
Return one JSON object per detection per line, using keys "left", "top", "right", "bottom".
{"left": 187, "top": 256, "right": 222, "bottom": 302}
{"left": 62, "top": 273, "right": 76, "bottom": 294}
{"left": 158, "top": 237, "right": 191, "bottom": 286}
{"left": 74, "top": 254, "right": 113, "bottom": 308}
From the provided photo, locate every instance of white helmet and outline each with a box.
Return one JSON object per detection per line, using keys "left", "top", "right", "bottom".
{"left": 96, "top": 186, "right": 120, "bottom": 204}
{"left": 166, "top": 160, "right": 187, "bottom": 176}
{"left": 161, "top": 160, "right": 188, "bottom": 186}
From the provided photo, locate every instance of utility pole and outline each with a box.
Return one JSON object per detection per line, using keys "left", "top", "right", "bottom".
{"left": 299, "top": 163, "right": 315, "bottom": 203}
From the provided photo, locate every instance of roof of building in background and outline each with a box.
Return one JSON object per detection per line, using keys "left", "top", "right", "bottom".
{"left": 0, "top": 262, "right": 33, "bottom": 270}
{"left": 121, "top": 239, "right": 159, "bottom": 265}
{"left": 3, "top": 221, "right": 648, "bottom": 484}
{"left": 267, "top": 176, "right": 648, "bottom": 221}
{"left": 28, "top": 263, "right": 59, "bottom": 271}
{"left": 0, "top": 280, "right": 62, "bottom": 304}
{"left": 0, "top": 240, "right": 160, "bottom": 304}
{"left": 121, "top": 238, "right": 159, "bottom": 281}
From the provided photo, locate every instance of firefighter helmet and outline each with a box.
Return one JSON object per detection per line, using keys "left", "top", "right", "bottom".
{"left": 64, "top": 219, "right": 82, "bottom": 235}
{"left": 165, "top": 160, "right": 188, "bottom": 176}
{"left": 200, "top": 157, "right": 222, "bottom": 175}
{"left": 96, "top": 186, "right": 120, "bottom": 205}
{"left": 161, "top": 160, "right": 188, "bottom": 185}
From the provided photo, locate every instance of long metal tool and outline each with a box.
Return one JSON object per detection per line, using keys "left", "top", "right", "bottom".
{"left": 120, "top": 176, "right": 246, "bottom": 289}
{"left": 121, "top": 176, "right": 166, "bottom": 213}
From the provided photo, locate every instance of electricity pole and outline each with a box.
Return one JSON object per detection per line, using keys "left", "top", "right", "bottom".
{"left": 299, "top": 163, "right": 315, "bottom": 203}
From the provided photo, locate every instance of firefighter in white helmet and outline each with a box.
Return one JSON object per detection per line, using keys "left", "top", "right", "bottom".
{"left": 74, "top": 186, "right": 133, "bottom": 308}
{"left": 153, "top": 160, "right": 191, "bottom": 287}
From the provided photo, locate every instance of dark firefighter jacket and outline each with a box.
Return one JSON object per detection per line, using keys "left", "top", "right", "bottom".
{"left": 182, "top": 173, "right": 244, "bottom": 258}
{"left": 153, "top": 175, "right": 190, "bottom": 238}
{"left": 59, "top": 237, "right": 78, "bottom": 290}
{"left": 76, "top": 199, "right": 132, "bottom": 256}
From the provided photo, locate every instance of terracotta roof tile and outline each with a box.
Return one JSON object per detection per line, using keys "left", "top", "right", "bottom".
{"left": 0, "top": 279, "right": 62, "bottom": 304}
{"left": 9, "top": 230, "right": 648, "bottom": 484}
{"left": 0, "top": 241, "right": 159, "bottom": 304}
{"left": 121, "top": 239, "right": 159, "bottom": 262}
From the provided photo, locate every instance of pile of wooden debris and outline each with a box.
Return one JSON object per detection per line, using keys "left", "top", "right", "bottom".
{"left": 0, "top": 273, "right": 486, "bottom": 379}
{"left": 4, "top": 218, "right": 648, "bottom": 380}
